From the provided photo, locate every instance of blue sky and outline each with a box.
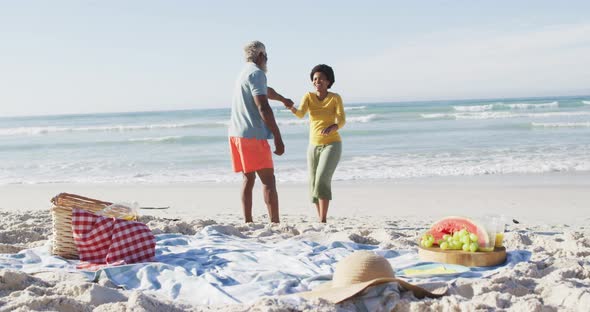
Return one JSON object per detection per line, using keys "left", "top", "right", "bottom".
{"left": 1, "top": 1, "right": 589, "bottom": 116}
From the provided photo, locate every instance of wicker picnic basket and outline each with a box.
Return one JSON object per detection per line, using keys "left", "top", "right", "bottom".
{"left": 51, "top": 193, "right": 113, "bottom": 259}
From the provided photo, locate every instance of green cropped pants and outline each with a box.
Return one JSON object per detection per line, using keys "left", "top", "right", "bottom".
{"left": 307, "top": 141, "right": 342, "bottom": 203}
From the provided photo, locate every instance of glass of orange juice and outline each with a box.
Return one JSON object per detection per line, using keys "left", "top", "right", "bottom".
{"left": 494, "top": 215, "right": 507, "bottom": 247}
{"left": 479, "top": 217, "right": 497, "bottom": 252}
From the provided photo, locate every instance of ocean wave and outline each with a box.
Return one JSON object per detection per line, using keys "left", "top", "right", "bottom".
{"left": 422, "top": 111, "right": 590, "bottom": 120}
{"left": 276, "top": 114, "right": 377, "bottom": 125}
{"left": 348, "top": 114, "right": 377, "bottom": 123}
{"left": 0, "top": 135, "right": 225, "bottom": 152}
{"left": 276, "top": 118, "right": 308, "bottom": 126}
{"left": 329, "top": 149, "right": 590, "bottom": 181}
{"left": 4, "top": 146, "right": 590, "bottom": 185}
{"left": 344, "top": 106, "right": 366, "bottom": 111}
{"left": 583, "top": 100, "right": 590, "bottom": 105}
{"left": 280, "top": 106, "right": 366, "bottom": 113}
{"left": 126, "top": 135, "right": 223, "bottom": 145}
{"left": 420, "top": 113, "right": 453, "bottom": 119}
{"left": 531, "top": 122, "right": 590, "bottom": 128}
{"left": 452, "top": 104, "right": 494, "bottom": 112}
{"left": 0, "top": 121, "right": 228, "bottom": 136}
{"left": 128, "top": 136, "right": 185, "bottom": 143}
{"left": 500, "top": 101, "right": 558, "bottom": 110}
{"left": 452, "top": 101, "right": 558, "bottom": 112}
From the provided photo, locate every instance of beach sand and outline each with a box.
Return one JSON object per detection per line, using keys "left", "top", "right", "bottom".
{"left": 1, "top": 172, "right": 589, "bottom": 311}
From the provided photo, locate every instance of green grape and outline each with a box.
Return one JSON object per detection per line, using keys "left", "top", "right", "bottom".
{"left": 458, "top": 229, "right": 468, "bottom": 237}
{"left": 460, "top": 235, "right": 470, "bottom": 245}
{"left": 469, "top": 233, "right": 478, "bottom": 242}
{"left": 451, "top": 241, "right": 462, "bottom": 250}
{"left": 440, "top": 242, "right": 449, "bottom": 250}
{"left": 462, "top": 243, "right": 470, "bottom": 252}
{"left": 453, "top": 231, "right": 461, "bottom": 239}
{"left": 442, "top": 234, "right": 451, "bottom": 241}
{"left": 469, "top": 242, "right": 479, "bottom": 252}
{"left": 437, "top": 239, "right": 445, "bottom": 245}
{"left": 420, "top": 233, "right": 435, "bottom": 248}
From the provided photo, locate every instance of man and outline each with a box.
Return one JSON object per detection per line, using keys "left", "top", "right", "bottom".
{"left": 228, "top": 41, "right": 294, "bottom": 223}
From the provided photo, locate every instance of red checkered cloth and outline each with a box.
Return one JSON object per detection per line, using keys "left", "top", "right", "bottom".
{"left": 72, "top": 208, "right": 155, "bottom": 270}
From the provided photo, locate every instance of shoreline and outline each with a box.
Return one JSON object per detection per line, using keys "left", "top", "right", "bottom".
{"left": 1, "top": 171, "right": 588, "bottom": 224}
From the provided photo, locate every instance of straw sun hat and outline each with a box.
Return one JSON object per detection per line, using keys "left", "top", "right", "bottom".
{"left": 298, "top": 250, "right": 447, "bottom": 303}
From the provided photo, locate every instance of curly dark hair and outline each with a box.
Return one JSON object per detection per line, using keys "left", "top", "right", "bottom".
{"left": 310, "top": 64, "right": 335, "bottom": 89}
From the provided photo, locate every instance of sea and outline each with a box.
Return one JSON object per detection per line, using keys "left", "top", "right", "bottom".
{"left": 1, "top": 95, "right": 589, "bottom": 185}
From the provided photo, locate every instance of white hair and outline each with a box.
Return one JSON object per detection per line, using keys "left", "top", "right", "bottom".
{"left": 244, "top": 41, "right": 266, "bottom": 62}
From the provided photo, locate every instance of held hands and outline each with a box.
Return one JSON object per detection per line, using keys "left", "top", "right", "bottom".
{"left": 282, "top": 98, "right": 294, "bottom": 109}
{"left": 321, "top": 124, "right": 338, "bottom": 136}
{"left": 273, "top": 137, "right": 285, "bottom": 155}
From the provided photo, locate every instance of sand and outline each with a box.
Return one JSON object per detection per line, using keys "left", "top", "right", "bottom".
{"left": 1, "top": 173, "right": 589, "bottom": 311}
{"left": 1, "top": 172, "right": 589, "bottom": 223}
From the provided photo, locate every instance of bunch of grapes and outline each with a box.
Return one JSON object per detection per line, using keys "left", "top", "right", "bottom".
{"left": 420, "top": 233, "right": 435, "bottom": 248}
{"left": 421, "top": 229, "right": 479, "bottom": 252}
{"left": 440, "top": 229, "right": 479, "bottom": 252}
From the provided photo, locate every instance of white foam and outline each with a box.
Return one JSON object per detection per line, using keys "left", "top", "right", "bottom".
{"left": 420, "top": 113, "right": 452, "bottom": 119}
{"left": 128, "top": 136, "right": 184, "bottom": 142}
{"left": 0, "top": 126, "right": 71, "bottom": 136}
{"left": 583, "top": 100, "right": 590, "bottom": 105}
{"left": 348, "top": 114, "right": 377, "bottom": 123}
{"left": 452, "top": 101, "right": 558, "bottom": 112}
{"left": 276, "top": 114, "right": 377, "bottom": 126}
{"left": 278, "top": 106, "right": 366, "bottom": 113}
{"left": 491, "top": 111, "right": 590, "bottom": 119}
{"left": 452, "top": 104, "right": 494, "bottom": 112}
{"left": 344, "top": 106, "right": 367, "bottom": 111}
{"left": 531, "top": 122, "right": 590, "bottom": 128}
{"left": 6, "top": 144, "right": 590, "bottom": 185}
{"left": 454, "top": 112, "right": 523, "bottom": 120}
{"left": 422, "top": 111, "right": 590, "bottom": 120}
{"left": 331, "top": 149, "right": 590, "bottom": 181}
{"left": 0, "top": 122, "right": 225, "bottom": 136}
{"left": 500, "top": 101, "right": 559, "bottom": 110}
{"left": 276, "top": 118, "right": 308, "bottom": 126}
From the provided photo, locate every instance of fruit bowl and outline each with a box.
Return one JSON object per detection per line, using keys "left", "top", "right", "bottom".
{"left": 418, "top": 245, "right": 506, "bottom": 267}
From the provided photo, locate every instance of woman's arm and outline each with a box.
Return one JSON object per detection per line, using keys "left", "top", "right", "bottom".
{"left": 289, "top": 94, "right": 309, "bottom": 119}
{"left": 321, "top": 95, "right": 345, "bottom": 136}
{"left": 335, "top": 95, "right": 346, "bottom": 129}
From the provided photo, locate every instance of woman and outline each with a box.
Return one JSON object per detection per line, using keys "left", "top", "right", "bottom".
{"left": 285, "top": 64, "right": 345, "bottom": 223}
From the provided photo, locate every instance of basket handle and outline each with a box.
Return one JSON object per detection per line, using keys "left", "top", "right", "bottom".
{"left": 51, "top": 192, "right": 113, "bottom": 206}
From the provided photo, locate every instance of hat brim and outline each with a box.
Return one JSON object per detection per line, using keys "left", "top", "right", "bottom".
{"left": 298, "top": 277, "right": 445, "bottom": 303}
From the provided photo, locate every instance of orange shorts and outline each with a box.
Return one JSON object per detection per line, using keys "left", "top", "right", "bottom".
{"left": 229, "top": 137, "right": 274, "bottom": 173}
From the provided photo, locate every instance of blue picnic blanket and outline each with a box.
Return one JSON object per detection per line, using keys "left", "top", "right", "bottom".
{"left": 0, "top": 225, "right": 531, "bottom": 305}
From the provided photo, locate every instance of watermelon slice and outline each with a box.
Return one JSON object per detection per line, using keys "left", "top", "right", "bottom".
{"left": 427, "top": 216, "right": 489, "bottom": 247}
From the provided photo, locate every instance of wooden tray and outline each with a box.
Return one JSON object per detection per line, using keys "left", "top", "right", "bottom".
{"left": 419, "top": 246, "right": 506, "bottom": 267}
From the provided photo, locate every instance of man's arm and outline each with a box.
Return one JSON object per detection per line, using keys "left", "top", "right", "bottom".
{"left": 253, "top": 94, "right": 284, "bottom": 156}
{"left": 268, "top": 87, "right": 294, "bottom": 108}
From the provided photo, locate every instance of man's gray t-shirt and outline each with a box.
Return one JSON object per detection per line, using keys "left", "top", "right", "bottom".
{"left": 228, "top": 62, "right": 272, "bottom": 140}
